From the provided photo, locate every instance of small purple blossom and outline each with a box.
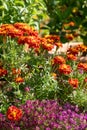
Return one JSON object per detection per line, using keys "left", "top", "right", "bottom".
{"left": 24, "top": 86, "right": 30, "bottom": 92}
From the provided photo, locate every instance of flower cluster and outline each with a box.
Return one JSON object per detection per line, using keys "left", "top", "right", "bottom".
{"left": 0, "top": 22, "right": 87, "bottom": 111}
{"left": 0, "top": 100, "right": 87, "bottom": 130}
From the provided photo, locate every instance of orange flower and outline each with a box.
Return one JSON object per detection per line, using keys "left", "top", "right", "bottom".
{"left": 75, "top": 44, "right": 87, "bottom": 53}
{"left": 18, "top": 36, "right": 41, "bottom": 49}
{"left": 15, "top": 76, "right": 24, "bottom": 83}
{"left": 55, "top": 42, "right": 62, "bottom": 48}
{"left": 67, "top": 54, "right": 77, "bottom": 61}
{"left": 0, "top": 67, "right": 7, "bottom": 76}
{"left": 77, "top": 63, "right": 87, "bottom": 72}
{"left": 59, "top": 64, "right": 72, "bottom": 75}
{"left": 12, "top": 68, "right": 21, "bottom": 75}
{"left": 0, "top": 24, "right": 23, "bottom": 38}
{"left": 69, "top": 21, "right": 75, "bottom": 26}
{"left": 44, "top": 35, "right": 61, "bottom": 47}
{"left": 0, "top": 27, "right": 7, "bottom": 36}
{"left": 14, "top": 22, "right": 38, "bottom": 36}
{"left": 42, "top": 42, "right": 54, "bottom": 51}
{"left": 65, "top": 34, "right": 74, "bottom": 41}
{"left": 7, "top": 106, "right": 23, "bottom": 121}
{"left": 67, "top": 47, "right": 79, "bottom": 55}
{"left": 68, "top": 78, "right": 79, "bottom": 88}
{"left": 52, "top": 56, "right": 66, "bottom": 65}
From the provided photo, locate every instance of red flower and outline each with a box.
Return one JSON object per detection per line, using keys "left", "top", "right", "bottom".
{"left": 7, "top": 106, "right": 23, "bottom": 121}
{"left": 0, "top": 67, "right": 7, "bottom": 76}
{"left": 59, "top": 64, "right": 72, "bottom": 75}
{"left": 68, "top": 78, "right": 79, "bottom": 88}
{"left": 52, "top": 56, "right": 65, "bottom": 65}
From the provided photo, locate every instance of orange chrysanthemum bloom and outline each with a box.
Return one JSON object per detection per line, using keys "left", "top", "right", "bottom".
{"left": 44, "top": 35, "right": 62, "bottom": 48}
{"left": 0, "top": 67, "right": 7, "bottom": 76}
{"left": 65, "top": 34, "right": 74, "bottom": 41}
{"left": 15, "top": 76, "right": 24, "bottom": 83}
{"left": 12, "top": 68, "right": 21, "bottom": 75}
{"left": 67, "top": 54, "right": 77, "bottom": 61}
{"left": 75, "top": 44, "right": 87, "bottom": 53}
{"left": 14, "top": 22, "right": 38, "bottom": 36}
{"left": 59, "top": 64, "right": 72, "bottom": 75}
{"left": 45, "top": 35, "right": 60, "bottom": 42}
{"left": 52, "top": 56, "right": 66, "bottom": 65}
{"left": 77, "top": 63, "right": 87, "bottom": 72}
{"left": 7, "top": 27, "right": 23, "bottom": 38}
{"left": 7, "top": 106, "right": 23, "bottom": 121}
{"left": 68, "top": 78, "right": 79, "bottom": 88}
{"left": 42, "top": 42, "right": 54, "bottom": 51}
{"left": 0, "top": 27, "right": 7, "bottom": 36}
{"left": 18, "top": 36, "right": 41, "bottom": 49}
{"left": 67, "top": 47, "right": 79, "bottom": 55}
{"left": 0, "top": 24, "right": 23, "bottom": 38}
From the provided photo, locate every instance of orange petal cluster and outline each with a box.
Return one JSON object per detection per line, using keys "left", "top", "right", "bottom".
{"left": 0, "top": 24, "right": 23, "bottom": 38}
{"left": 15, "top": 76, "right": 24, "bottom": 83}
{"left": 44, "top": 35, "right": 62, "bottom": 48}
{"left": 68, "top": 78, "right": 79, "bottom": 88}
{"left": 67, "top": 47, "right": 79, "bottom": 55}
{"left": 14, "top": 22, "right": 38, "bottom": 36}
{"left": 59, "top": 64, "right": 72, "bottom": 75}
{"left": 65, "top": 34, "right": 74, "bottom": 41}
{"left": 67, "top": 54, "right": 77, "bottom": 61}
{"left": 67, "top": 44, "right": 87, "bottom": 55}
{"left": 18, "top": 36, "right": 41, "bottom": 49}
{"left": 0, "top": 67, "right": 7, "bottom": 76}
{"left": 0, "top": 23, "right": 38, "bottom": 38}
{"left": 52, "top": 56, "right": 66, "bottom": 65}
{"left": 12, "top": 68, "right": 21, "bottom": 75}
{"left": 7, "top": 106, "right": 23, "bottom": 121}
{"left": 77, "top": 63, "right": 87, "bottom": 72}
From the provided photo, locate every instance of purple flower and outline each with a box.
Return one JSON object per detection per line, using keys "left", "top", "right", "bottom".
{"left": 46, "top": 127, "right": 51, "bottom": 130}
{"left": 0, "top": 100, "right": 87, "bottom": 129}
{"left": 24, "top": 86, "right": 30, "bottom": 92}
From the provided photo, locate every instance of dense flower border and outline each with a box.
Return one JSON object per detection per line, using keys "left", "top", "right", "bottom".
{"left": 0, "top": 100, "right": 87, "bottom": 130}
